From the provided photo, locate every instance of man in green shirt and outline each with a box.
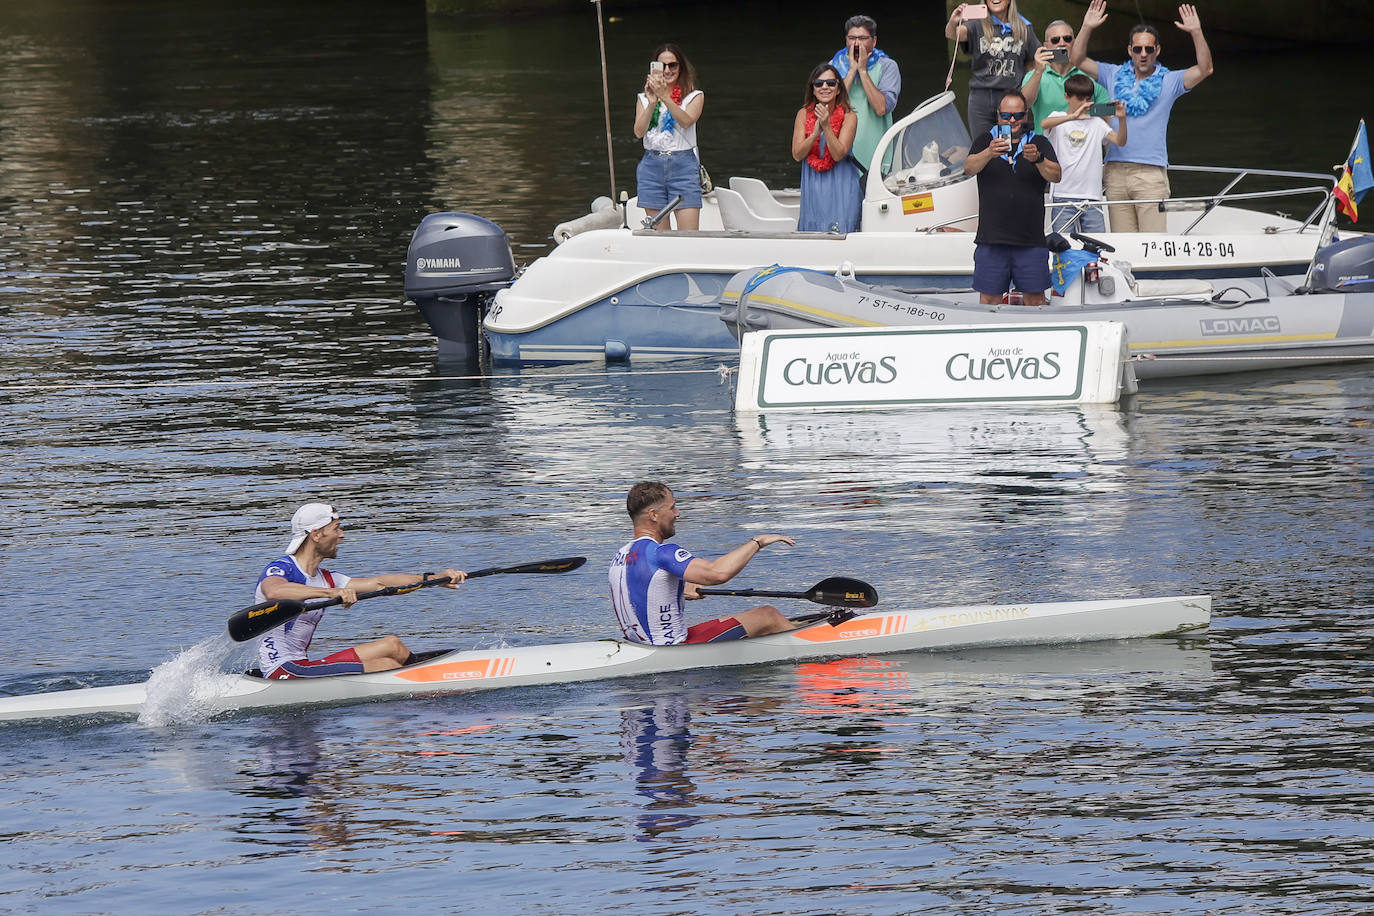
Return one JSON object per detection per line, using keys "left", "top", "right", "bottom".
{"left": 831, "top": 14, "right": 901, "bottom": 173}
{"left": 1021, "top": 19, "right": 1107, "bottom": 131}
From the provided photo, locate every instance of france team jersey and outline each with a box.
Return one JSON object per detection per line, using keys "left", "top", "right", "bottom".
{"left": 609, "top": 536, "right": 696, "bottom": 645}
{"left": 254, "top": 555, "right": 351, "bottom": 672}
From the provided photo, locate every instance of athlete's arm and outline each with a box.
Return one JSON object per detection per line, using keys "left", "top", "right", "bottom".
{"left": 683, "top": 535, "right": 795, "bottom": 586}
{"left": 348, "top": 568, "right": 467, "bottom": 591}
{"left": 259, "top": 576, "right": 357, "bottom": 605}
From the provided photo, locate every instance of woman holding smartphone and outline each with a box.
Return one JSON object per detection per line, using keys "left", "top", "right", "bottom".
{"left": 945, "top": 0, "right": 1041, "bottom": 137}
{"left": 791, "top": 63, "right": 861, "bottom": 233}
{"left": 633, "top": 44, "right": 704, "bottom": 231}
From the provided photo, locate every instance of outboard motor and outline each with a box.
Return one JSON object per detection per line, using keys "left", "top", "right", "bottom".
{"left": 404, "top": 212, "right": 516, "bottom": 359}
{"left": 1308, "top": 236, "right": 1374, "bottom": 293}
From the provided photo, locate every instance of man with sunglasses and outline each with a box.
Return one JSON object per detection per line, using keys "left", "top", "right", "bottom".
{"left": 964, "top": 90, "right": 1061, "bottom": 306}
{"left": 1069, "top": 1, "right": 1214, "bottom": 232}
{"left": 1021, "top": 19, "right": 1108, "bottom": 133}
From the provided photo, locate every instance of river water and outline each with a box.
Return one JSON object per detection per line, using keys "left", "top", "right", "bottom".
{"left": 3, "top": 1, "right": 1374, "bottom": 913}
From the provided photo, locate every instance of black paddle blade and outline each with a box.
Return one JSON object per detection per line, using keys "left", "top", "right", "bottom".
{"left": 501, "top": 556, "right": 585, "bottom": 575}
{"left": 227, "top": 598, "right": 307, "bottom": 642}
{"left": 465, "top": 556, "right": 587, "bottom": 578}
{"left": 807, "top": 577, "right": 878, "bottom": 608}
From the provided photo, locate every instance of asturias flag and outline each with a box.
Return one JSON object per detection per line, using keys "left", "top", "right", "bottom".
{"left": 1049, "top": 249, "right": 1098, "bottom": 296}
{"left": 1334, "top": 120, "right": 1373, "bottom": 222}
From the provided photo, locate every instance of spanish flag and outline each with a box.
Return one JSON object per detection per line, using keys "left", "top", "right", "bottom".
{"left": 1334, "top": 121, "right": 1373, "bottom": 222}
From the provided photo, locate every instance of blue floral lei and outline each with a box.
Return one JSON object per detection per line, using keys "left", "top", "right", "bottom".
{"left": 1113, "top": 62, "right": 1171, "bottom": 118}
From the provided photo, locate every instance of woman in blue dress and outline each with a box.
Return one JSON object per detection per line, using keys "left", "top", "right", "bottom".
{"left": 791, "top": 63, "right": 862, "bottom": 233}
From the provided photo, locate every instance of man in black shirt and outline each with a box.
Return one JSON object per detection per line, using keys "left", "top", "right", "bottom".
{"left": 964, "top": 89, "right": 1061, "bottom": 305}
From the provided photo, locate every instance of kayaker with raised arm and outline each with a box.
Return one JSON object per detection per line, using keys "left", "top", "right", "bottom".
{"left": 609, "top": 481, "right": 796, "bottom": 645}
{"left": 255, "top": 503, "right": 466, "bottom": 679}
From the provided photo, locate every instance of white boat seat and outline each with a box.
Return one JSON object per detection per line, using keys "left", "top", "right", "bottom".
{"left": 715, "top": 187, "right": 798, "bottom": 232}
{"left": 729, "top": 176, "right": 802, "bottom": 222}
{"left": 1132, "top": 278, "right": 1215, "bottom": 298}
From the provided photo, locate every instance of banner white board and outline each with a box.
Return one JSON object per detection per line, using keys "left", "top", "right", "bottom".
{"left": 736, "top": 322, "right": 1134, "bottom": 412}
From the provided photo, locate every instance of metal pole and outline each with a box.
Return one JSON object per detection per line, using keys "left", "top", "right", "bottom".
{"left": 592, "top": 0, "right": 616, "bottom": 201}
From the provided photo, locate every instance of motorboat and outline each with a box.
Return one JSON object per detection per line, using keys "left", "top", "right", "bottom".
{"left": 719, "top": 234, "right": 1374, "bottom": 379}
{"left": 0, "top": 594, "right": 1208, "bottom": 722}
{"left": 404, "top": 91, "right": 1346, "bottom": 365}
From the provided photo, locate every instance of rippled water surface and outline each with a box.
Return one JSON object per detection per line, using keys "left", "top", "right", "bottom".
{"left": 3, "top": 2, "right": 1374, "bottom": 913}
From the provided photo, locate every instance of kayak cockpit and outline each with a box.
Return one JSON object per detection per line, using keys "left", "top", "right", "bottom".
{"left": 243, "top": 647, "right": 456, "bottom": 679}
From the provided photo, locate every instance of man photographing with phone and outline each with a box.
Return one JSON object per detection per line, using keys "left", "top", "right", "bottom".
{"left": 1021, "top": 19, "right": 1109, "bottom": 133}
{"left": 828, "top": 14, "right": 900, "bottom": 173}
{"left": 963, "top": 89, "right": 1061, "bottom": 306}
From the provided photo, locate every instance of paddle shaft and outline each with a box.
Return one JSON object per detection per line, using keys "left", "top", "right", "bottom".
{"left": 227, "top": 556, "right": 586, "bottom": 642}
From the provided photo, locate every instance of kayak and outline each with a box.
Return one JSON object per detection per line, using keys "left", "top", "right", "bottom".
{"left": 0, "top": 594, "right": 1210, "bottom": 722}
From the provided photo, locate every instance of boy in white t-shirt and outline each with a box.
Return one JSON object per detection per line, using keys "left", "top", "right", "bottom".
{"left": 1042, "top": 73, "right": 1127, "bottom": 235}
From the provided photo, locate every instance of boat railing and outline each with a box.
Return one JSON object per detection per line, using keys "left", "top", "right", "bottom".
{"left": 1163, "top": 164, "right": 1335, "bottom": 234}
{"left": 917, "top": 213, "right": 981, "bottom": 233}
{"left": 919, "top": 164, "right": 1336, "bottom": 235}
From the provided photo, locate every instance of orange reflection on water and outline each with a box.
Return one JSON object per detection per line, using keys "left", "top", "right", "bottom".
{"left": 794, "top": 657, "right": 912, "bottom": 718}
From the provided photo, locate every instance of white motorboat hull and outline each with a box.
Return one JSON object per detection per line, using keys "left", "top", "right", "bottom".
{"left": 479, "top": 226, "right": 1329, "bottom": 365}
{"left": 0, "top": 595, "right": 1209, "bottom": 722}
{"left": 405, "top": 92, "right": 1342, "bottom": 364}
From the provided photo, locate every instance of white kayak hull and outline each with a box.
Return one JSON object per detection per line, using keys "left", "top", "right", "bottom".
{"left": 0, "top": 595, "right": 1210, "bottom": 722}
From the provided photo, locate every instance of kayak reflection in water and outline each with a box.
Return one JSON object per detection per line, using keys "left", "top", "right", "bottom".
{"left": 609, "top": 481, "right": 796, "bottom": 645}
{"left": 254, "top": 503, "right": 466, "bottom": 679}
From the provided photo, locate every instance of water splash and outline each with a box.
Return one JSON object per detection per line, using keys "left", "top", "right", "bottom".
{"left": 137, "top": 634, "right": 251, "bottom": 728}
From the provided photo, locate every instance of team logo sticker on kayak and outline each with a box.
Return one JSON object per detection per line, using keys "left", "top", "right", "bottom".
{"left": 397, "top": 656, "right": 516, "bottom": 682}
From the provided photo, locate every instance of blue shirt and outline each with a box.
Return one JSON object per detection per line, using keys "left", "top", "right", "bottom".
{"left": 609, "top": 536, "right": 696, "bottom": 644}
{"left": 1096, "top": 62, "right": 1189, "bottom": 168}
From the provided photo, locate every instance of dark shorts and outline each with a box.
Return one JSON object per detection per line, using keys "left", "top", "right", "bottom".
{"left": 973, "top": 243, "right": 1052, "bottom": 296}
{"left": 685, "top": 617, "right": 747, "bottom": 643}
{"left": 266, "top": 647, "right": 364, "bottom": 680}
{"left": 636, "top": 149, "right": 702, "bottom": 210}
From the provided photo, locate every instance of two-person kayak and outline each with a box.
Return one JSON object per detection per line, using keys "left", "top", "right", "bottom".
{"left": 0, "top": 594, "right": 1209, "bottom": 722}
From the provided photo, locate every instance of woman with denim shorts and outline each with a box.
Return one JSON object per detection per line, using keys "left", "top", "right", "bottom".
{"left": 633, "top": 43, "right": 705, "bottom": 230}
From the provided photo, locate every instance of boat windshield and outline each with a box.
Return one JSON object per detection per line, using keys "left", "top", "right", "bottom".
{"left": 880, "top": 103, "right": 973, "bottom": 195}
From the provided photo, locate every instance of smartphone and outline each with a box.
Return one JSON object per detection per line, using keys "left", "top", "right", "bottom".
{"left": 1051, "top": 47, "right": 1069, "bottom": 63}
{"left": 999, "top": 124, "right": 1011, "bottom": 141}
{"left": 649, "top": 61, "right": 664, "bottom": 73}
{"left": 1090, "top": 101, "right": 1117, "bottom": 117}
{"left": 963, "top": 4, "right": 989, "bottom": 19}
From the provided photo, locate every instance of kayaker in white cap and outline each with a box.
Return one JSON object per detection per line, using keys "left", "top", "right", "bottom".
{"left": 253, "top": 503, "right": 466, "bottom": 680}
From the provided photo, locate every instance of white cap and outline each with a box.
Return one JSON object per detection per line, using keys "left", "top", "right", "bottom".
{"left": 285, "top": 503, "right": 339, "bottom": 555}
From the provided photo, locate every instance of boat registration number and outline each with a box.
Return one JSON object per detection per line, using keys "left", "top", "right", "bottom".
{"left": 1139, "top": 240, "right": 1237, "bottom": 259}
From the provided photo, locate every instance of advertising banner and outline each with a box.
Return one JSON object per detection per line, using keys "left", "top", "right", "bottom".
{"left": 736, "top": 322, "right": 1132, "bottom": 411}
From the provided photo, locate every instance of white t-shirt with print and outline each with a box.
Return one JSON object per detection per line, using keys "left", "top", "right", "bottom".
{"left": 1047, "top": 112, "right": 1112, "bottom": 200}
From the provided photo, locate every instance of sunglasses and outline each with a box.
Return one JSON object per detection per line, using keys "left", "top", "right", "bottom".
{"left": 1130, "top": 45, "right": 1158, "bottom": 54}
{"left": 998, "top": 111, "right": 1027, "bottom": 121}
{"left": 660, "top": 61, "right": 680, "bottom": 69}
{"left": 1046, "top": 35, "right": 1072, "bottom": 44}
{"left": 812, "top": 78, "right": 839, "bottom": 88}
